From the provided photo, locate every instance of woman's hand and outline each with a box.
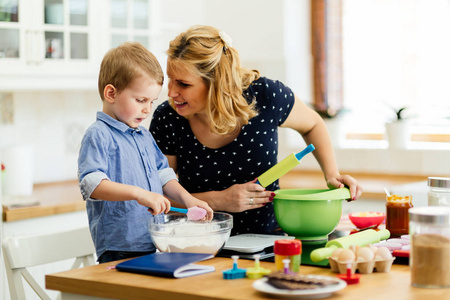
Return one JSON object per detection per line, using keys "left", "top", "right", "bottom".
{"left": 220, "top": 179, "right": 275, "bottom": 212}
{"left": 326, "top": 174, "right": 363, "bottom": 201}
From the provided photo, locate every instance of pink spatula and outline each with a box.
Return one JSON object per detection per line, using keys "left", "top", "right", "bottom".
{"left": 169, "top": 207, "right": 207, "bottom": 221}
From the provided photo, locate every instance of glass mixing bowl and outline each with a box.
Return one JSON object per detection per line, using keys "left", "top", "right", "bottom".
{"left": 149, "top": 212, "right": 233, "bottom": 255}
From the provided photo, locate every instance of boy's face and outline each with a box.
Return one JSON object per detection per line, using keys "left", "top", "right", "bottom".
{"left": 105, "top": 75, "right": 162, "bottom": 128}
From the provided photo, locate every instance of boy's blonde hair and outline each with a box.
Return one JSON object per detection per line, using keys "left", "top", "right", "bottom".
{"left": 98, "top": 42, "right": 164, "bottom": 100}
{"left": 167, "top": 25, "right": 260, "bottom": 135}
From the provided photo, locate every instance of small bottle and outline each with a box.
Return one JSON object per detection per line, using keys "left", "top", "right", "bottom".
{"left": 409, "top": 206, "right": 450, "bottom": 288}
{"left": 428, "top": 177, "right": 450, "bottom": 207}
{"left": 274, "top": 239, "right": 302, "bottom": 273}
{"left": 386, "top": 194, "right": 413, "bottom": 237}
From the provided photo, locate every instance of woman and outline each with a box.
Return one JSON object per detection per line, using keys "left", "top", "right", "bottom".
{"left": 150, "top": 25, "right": 362, "bottom": 235}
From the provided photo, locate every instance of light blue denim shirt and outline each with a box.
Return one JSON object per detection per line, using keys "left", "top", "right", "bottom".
{"left": 78, "top": 112, "right": 177, "bottom": 259}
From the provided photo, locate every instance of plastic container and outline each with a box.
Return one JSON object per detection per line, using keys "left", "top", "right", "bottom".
{"left": 349, "top": 212, "right": 386, "bottom": 229}
{"left": 428, "top": 177, "right": 450, "bottom": 207}
{"left": 273, "top": 188, "right": 348, "bottom": 241}
{"left": 409, "top": 207, "right": 450, "bottom": 288}
{"left": 274, "top": 239, "right": 302, "bottom": 273}
{"left": 386, "top": 195, "right": 413, "bottom": 237}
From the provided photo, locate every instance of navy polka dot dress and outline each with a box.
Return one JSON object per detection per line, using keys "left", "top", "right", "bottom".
{"left": 150, "top": 77, "right": 295, "bottom": 235}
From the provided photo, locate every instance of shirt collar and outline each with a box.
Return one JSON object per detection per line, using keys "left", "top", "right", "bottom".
{"left": 96, "top": 111, "right": 142, "bottom": 134}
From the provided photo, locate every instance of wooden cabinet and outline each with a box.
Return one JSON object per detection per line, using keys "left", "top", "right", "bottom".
{"left": 0, "top": 0, "right": 166, "bottom": 90}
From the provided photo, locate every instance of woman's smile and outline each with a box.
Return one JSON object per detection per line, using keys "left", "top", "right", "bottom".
{"left": 173, "top": 100, "right": 188, "bottom": 108}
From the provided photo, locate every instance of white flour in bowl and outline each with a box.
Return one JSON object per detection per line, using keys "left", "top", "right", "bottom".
{"left": 151, "top": 218, "right": 230, "bottom": 254}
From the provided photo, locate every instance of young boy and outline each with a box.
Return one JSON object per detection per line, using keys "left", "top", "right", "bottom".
{"left": 78, "top": 42, "right": 213, "bottom": 263}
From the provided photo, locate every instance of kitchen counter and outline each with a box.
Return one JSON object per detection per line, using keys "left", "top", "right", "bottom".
{"left": 2, "top": 180, "right": 85, "bottom": 222}
{"left": 46, "top": 256, "right": 450, "bottom": 300}
{"left": 2, "top": 171, "right": 427, "bottom": 222}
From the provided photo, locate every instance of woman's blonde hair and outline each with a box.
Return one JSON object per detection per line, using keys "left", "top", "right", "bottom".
{"left": 98, "top": 42, "right": 164, "bottom": 100}
{"left": 167, "top": 25, "right": 260, "bottom": 135}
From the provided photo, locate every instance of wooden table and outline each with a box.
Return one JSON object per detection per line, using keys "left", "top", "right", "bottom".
{"left": 46, "top": 257, "right": 450, "bottom": 300}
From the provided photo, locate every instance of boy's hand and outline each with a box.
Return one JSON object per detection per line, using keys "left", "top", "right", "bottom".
{"left": 161, "top": 180, "right": 213, "bottom": 220}
{"left": 136, "top": 189, "right": 171, "bottom": 215}
{"left": 185, "top": 198, "right": 214, "bottom": 221}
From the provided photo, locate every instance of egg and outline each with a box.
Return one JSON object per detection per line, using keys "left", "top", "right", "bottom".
{"left": 375, "top": 246, "right": 393, "bottom": 260}
{"left": 349, "top": 245, "right": 360, "bottom": 254}
{"left": 338, "top": 249, "right": 355, "bottom": 262}
{"left": 331, "top": 248, "right": 343, "bottom": 260}
{"left": 356, "top": 247, "right": 374, "bottom": 262}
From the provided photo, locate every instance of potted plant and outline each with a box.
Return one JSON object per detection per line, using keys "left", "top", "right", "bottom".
{"left": 385, "top": 106, "right": 411, "bottom": 149}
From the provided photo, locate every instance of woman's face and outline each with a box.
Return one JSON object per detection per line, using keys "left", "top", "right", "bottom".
{"left": 167, "top": 61, "right": 209, "bottom": 117}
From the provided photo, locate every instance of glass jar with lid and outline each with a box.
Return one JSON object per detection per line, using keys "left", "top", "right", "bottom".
{"left": 386, "top": 194, "right": 413, "bottom": 237}
{"left": 428, "top": 177, "right": 450, "bottom": 207}
{"left": 409, "top": 206, "right": 450, "bottom": 288}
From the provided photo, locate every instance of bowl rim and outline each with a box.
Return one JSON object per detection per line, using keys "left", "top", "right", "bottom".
{"left": 149, "top": 212, "right": 233, "bottom": 234}
{"left": 274, "top": 188, "right": 350, "bottom": 201}
{"left": 349, "top": 212, "right": 386, "bottom": 218}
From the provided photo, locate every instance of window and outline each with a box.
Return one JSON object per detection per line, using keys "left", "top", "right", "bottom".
{"left": 313, "top": 0, "right": 450, "bottom": 142}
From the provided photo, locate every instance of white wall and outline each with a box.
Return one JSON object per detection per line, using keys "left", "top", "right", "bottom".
{"left": 0, "top": 91, "right": 101, "bottom": 183}
{"left": 203, "top": 0, "right": 288, "bottom": 82}
{"left": 157, "top": 0, "right": 309, "bottom": 92}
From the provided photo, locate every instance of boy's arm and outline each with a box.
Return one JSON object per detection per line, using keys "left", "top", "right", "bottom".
{"left": 91, "top": 180, "right": 171, "bottom": 215}
{"left": 162, "top": 179, "right": 214, "bottom": 220}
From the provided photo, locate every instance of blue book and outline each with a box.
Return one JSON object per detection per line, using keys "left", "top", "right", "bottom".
{"left": 116, "top": 252, "right": 215, "bottom": 278}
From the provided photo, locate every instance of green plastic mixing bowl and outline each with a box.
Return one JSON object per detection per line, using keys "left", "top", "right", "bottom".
{"left": 273, "top": 188, "right": 350, "bottom": 241}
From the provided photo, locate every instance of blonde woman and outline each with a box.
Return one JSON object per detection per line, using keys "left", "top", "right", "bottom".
{"left": 150, "top": 25, "right": 362, "bottom": 235}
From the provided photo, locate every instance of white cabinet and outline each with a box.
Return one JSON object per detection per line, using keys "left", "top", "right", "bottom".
{"left": 0, "top": 0, "right": 165, "bottom": 91}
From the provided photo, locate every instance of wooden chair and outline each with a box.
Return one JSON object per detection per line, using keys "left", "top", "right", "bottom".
{"left": 2, "top": 226, "right": 96, "bottom": 300}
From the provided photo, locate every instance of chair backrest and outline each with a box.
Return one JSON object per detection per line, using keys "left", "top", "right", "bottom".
{"left": 2, "top": 226, "right": 96, "bottom": 300}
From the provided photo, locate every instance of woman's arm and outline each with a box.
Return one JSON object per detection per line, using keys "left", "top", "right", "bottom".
{"left": 280, "top": 94, "right": 363, "bottom": 199}
{"left": 165, "top": 155, "right": 273, "bottom": 212}
{"left": 280, "top": 95, "right": 340, "bottom": 180}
